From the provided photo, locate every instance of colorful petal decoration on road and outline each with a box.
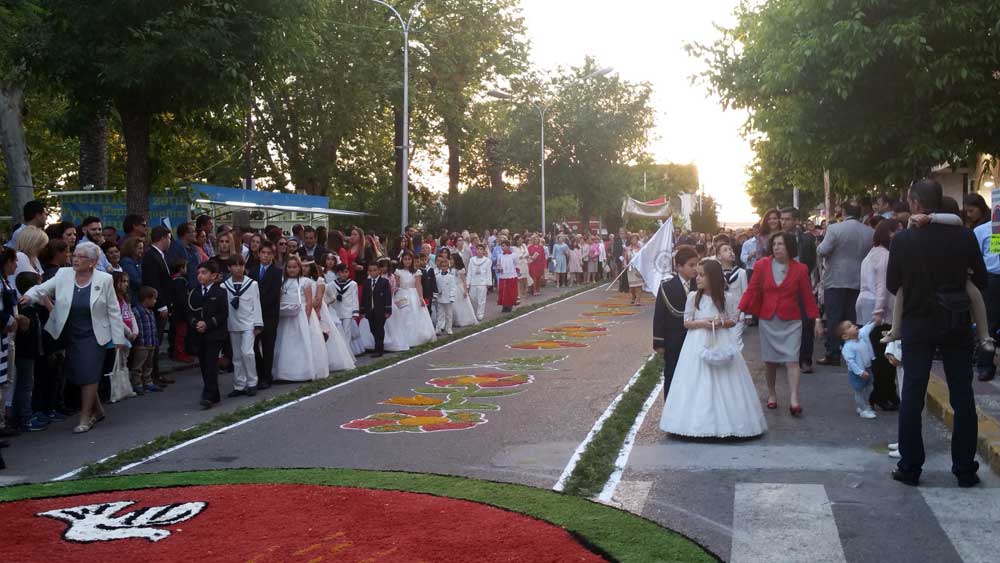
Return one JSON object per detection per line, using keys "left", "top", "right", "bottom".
{"left": 342, "top": 409, "right": 487, "bottom": 433}
{"left": 345, "top": 292, "right": 652, "bottom": 434}
{"left": 541, "top": 325, "right": 609, "bottom": 338}
{"left": 508, "top": 339, "right": 590, "bottom": 350}
{"left": 427, "top": 355, "right": 568, "bottom": 372}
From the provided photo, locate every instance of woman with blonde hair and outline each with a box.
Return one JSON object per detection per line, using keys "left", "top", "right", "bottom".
{"left": 13, "top": 225, "right": 48, "bottom": 287}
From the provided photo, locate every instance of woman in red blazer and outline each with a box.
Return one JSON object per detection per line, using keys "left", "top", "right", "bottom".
{"left": 739, "top": 232, "right": 820, "bottom": 416}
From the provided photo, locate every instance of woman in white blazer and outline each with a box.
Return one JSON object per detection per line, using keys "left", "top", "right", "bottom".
{"left": 20, "top": 242, "right": 127, "bottom": 434}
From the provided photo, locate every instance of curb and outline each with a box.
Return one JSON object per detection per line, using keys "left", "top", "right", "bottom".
{"left": 925, "top": 372, "right": 1000, "bottom": 476}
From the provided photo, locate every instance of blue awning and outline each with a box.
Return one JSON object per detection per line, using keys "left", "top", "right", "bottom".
{"left": 190, "top": 183, "right": 330, "bottom": 209}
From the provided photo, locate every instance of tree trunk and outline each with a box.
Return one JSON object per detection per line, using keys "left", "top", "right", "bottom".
{"left": 446, "top": 121, "right": 461, "bottom": 196}
{"left": 0, "top": 80, "right": 33, "bottom": 223}
{"left": 118, "top": 106, "right": 152, "bottom": 219}
{"left": 78, "top": 116, "right": 109, "bottom": 189}
{"left": 579, "top": 197, "right": 592, "bottom": 236}
{"left": 485, "top": 136, "right": 504, "bottom": 192}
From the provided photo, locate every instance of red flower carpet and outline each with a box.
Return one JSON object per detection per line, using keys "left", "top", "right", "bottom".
{"left": 3, "top": 483, "right": 607, "bottom": 563}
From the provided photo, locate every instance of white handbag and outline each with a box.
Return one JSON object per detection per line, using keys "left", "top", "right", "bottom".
{"left": 106, "top": 349, "right": 136, "bottom": 403}
{"left": 700, "top": 320, "right": 738, "bottom": 367}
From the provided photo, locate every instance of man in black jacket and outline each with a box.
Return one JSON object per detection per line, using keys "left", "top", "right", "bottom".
{"left": 781, "top": 207, "right": 819, "bottom": 373}
{"left": 297, "top": 226, "right": 329, "bottom": 264}
{"left": 250, "top": 241, "right": 282, "bottom": 389}
{"left": 653, "top": 245, "right": 699, "bottom": 399}
{"left": 360, "top": 262, "right": 392, "bottom": 357}
{"left": 886, "top": 178, "right": 987, "bottom": 488}
{"left": 142, "top": 226, "right": 175, "bottom": 386}
{"left": 187, "top": 261, "right": 229, "bottom": 409}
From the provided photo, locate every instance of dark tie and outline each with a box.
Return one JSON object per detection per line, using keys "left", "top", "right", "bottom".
{"left": 232, "top": 283, "right": 241, "bottom": 309}
{"left": 202, "top": 286, "right": 208, "bottom": 297}
{"left": 260, "top": 265, "right": 265, "bottom": 279}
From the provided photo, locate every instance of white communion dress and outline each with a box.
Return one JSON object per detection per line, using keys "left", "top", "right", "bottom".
{"left": 274, "top": 278, "right": 320, "bottom": 382}
{"left": 386, "top": 269, "right": 437, "bottom": 347}
{"left": 659, "top": 292, "right": 767, "bottom": 438}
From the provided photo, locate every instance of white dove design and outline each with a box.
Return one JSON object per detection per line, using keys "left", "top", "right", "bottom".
{"left": 37, "top": 500, "right": 207, "bottom": 542}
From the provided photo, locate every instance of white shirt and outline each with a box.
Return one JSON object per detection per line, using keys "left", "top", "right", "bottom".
{"left": 497, "top": 252, "right": 519, "bottom": 279}
{"left": 467, "top": 256, "right": 493, "bottom": 287}
{"left": 223, "top": 277, "right": 263, "bottom": 331}
{"left": 434, "top": 268, "right": 458, "bottom": 303}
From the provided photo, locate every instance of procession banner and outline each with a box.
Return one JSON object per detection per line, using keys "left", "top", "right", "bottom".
{"left": 629, "top": 216, "right": 674, "bottom": 293}
{"left": 621, "top": 196, "right": 671, "bottom": 219}
{"left": 58, "top": 192, "right": 190, "bottom": 232}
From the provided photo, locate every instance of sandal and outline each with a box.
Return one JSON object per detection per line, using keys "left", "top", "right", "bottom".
{"left": 73, "top": 423, "right": 93, "bottom": 434}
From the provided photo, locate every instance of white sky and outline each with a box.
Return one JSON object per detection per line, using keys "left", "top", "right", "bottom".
{"left": 519, "top": 0, "right": 757, "bottom": 224}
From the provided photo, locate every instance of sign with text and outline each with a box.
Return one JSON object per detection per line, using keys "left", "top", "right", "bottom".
{"left": 58, "top": 193, "right": 190, "bottom": 232}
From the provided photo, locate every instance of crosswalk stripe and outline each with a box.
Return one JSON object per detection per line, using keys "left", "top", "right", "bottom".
{"left": 921, "top": 488, "right": 1000, "bottom": 563}
{"left": 732, "top": 483, "right": 847, "bottom": 563}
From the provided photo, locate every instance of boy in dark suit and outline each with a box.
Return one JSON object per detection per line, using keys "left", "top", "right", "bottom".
{"left": 653, "top": 245, "right": 699, "bottom": 399}
{"left": 187, "top": 261, "right": 229, "bottom": 409}
{"left": 250, "top": 241, "right": 282, "bottom": 389}
{"left": 360, "top": 262, "right": 392, "bottom": 357}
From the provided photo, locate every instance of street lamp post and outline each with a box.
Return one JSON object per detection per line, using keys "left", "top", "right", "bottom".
{"left": 368, "top": 0, "right": 426, "bottom": 234}
{"left": 489, "top": 67, "right": 613, "bottom": 236}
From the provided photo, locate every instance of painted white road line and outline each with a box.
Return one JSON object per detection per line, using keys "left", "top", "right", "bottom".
{"left": 921, "top": 488, "right": 1000, "bottom": 563}
{"left": 553, "top": 353, "right": 654, "bottom": 492}
{"left": 52, "top": 286, "right": 603, "bottom": 481}
{"left": 731, "top": 483, "right": 847, "bottom": 563}
{"left": 597, "top": 379, "right": 663, "bottom": 502}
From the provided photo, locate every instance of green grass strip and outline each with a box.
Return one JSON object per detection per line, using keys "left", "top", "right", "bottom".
{"left": 78, "top": 283, "right": 601, "bottom": 479}
{"left": 561, "top": 354, "right": 664, "bottom": 498}
{"left": 0, "top": 468, "right": 718, "bottom": 562}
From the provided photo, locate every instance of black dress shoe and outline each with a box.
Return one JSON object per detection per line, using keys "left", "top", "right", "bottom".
{"left": 227, "top": 389, "right": 246, "bottom": 398}
{"left": 816, "top": 356, "right": 841, "bottom": 367}
{"left": 0, "top": 440, "right": 9, "bottom": 449}
{"left": 199, "top": 399, "right": 213, "bottom": 410}
{"left": 800, "top": 362, "right": 814, "bottom": 374}
{"left": 245, "top": 387, "right": 257, "bottom": 397}
{"left": 957, "top": 474, "right": 981, "bottom": 488}
{"left": 891, "top": 469, "right": 920, "bottom": 487}
{"left": 258, "top": 382, "right": 271, "bottom": 390}
{"left": 0, "top": 428, "right": 20, "bottom": 438}
{"left": 977, "top": 370, "right": 995, "bottom": 382}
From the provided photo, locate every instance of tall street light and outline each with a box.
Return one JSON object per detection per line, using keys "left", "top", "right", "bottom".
{"left": 369, "top": 0, "right": 426, "bottom": 234}
{"left": 489, "top": 67, "right": 613, "bottom": 235}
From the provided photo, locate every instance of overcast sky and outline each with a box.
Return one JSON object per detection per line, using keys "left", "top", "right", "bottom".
{"left": 519, "top": 0, "right": 756, "bottom": 224}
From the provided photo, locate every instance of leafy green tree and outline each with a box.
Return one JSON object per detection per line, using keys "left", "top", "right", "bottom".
{"left": 502, "top": 59, "right": 654, "bottom": 233}
{"left": 689, "top": 194, "right": 719, "bottom": 234}
{"left": 692, "top": 0, "right": 1000, "bottom": 189}
{"left": 418, "top": 0, "right": 528, "bottom": 219}
{"left": 40, "top": 0, "right": 310, "bottom": 217}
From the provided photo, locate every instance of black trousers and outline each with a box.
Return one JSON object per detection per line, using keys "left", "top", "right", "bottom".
{"left": 868, "top": 323, "right": 897, "bottom": 406}
{"left": 196, "top": 339, "right": 224, "bottom": 403}
{"left": 823, "top": 288, "right": 859, "bottom": 358}
{"left": 976, "top": 273, "right": 1000, "bottom": 377}
{"left": 898, "top": 318, "right": 978, "bottom": 478}
{"left": 662, "top": 330, "right": 686, "bottom": 399}
{"left": 367, "top": 315, "right": 386, "bottom": 354}
{"left": 254, "top": 317, "right": 278, "bottom": 386}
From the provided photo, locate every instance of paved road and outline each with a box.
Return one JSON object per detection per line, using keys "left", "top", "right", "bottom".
{"left": 610, "top": 329, "right": 1000, "bottom": 563}
{"left": 2, "top": 281, "right": 599, "bottom": 485}
{"left": 123, "top": 289, "right": 653, "bottom": 488}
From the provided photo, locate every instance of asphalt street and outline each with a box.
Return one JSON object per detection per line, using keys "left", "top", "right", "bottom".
{"left": 121, "top": 289, "right": 653, "bottom": 486}
{"left": 610, "top": 329, "right": 1000, "bottom": 563}
{"left": 2, "top": 281, "right": 590, "bottom": 485}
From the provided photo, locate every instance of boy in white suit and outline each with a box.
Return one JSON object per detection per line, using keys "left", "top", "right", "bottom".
{"left": 467, "top": 244, "right": 492, "bottom": 321}
{"left": 434, "top": 255, "right": 458, "bottom": 335}
{"left": 224, "top": 255, "right": 263, "bottom": 397}
{"left": 330, "top": 263, "right": 360, "bottom": 353}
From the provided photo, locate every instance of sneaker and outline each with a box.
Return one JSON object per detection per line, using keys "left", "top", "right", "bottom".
{"left": 888, "top": 450, "right": 901, "bottom": 459}
{"left": 144, "top": 384, "right": 163, "bottom": 393}
{"left": 888, "top": 442, "right": 899, "bottom": 450}
{"left": 20, "top": 416, "right": 49, "bottom": 432}
{"left": 859, "top": 409, "right": 877, "bottom": 419}
{"left": 43, "top": 411, "right": 66, "bottom": 422}
{"left": 133, "top": 385, "right": 146, "bottom": 396}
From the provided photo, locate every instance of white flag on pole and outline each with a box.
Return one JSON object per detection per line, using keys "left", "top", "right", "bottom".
{"left": 628, "top": 217, "right": 674, "bottom": 293}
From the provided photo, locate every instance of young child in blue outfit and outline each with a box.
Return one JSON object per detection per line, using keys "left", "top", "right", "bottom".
{"left": 839, "top": 320, "right": 877, "bottom": 419}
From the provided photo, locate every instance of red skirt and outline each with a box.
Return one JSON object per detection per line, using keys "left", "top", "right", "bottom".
{"left": 497, "top": 278, "right": 518, "bottom": 307}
